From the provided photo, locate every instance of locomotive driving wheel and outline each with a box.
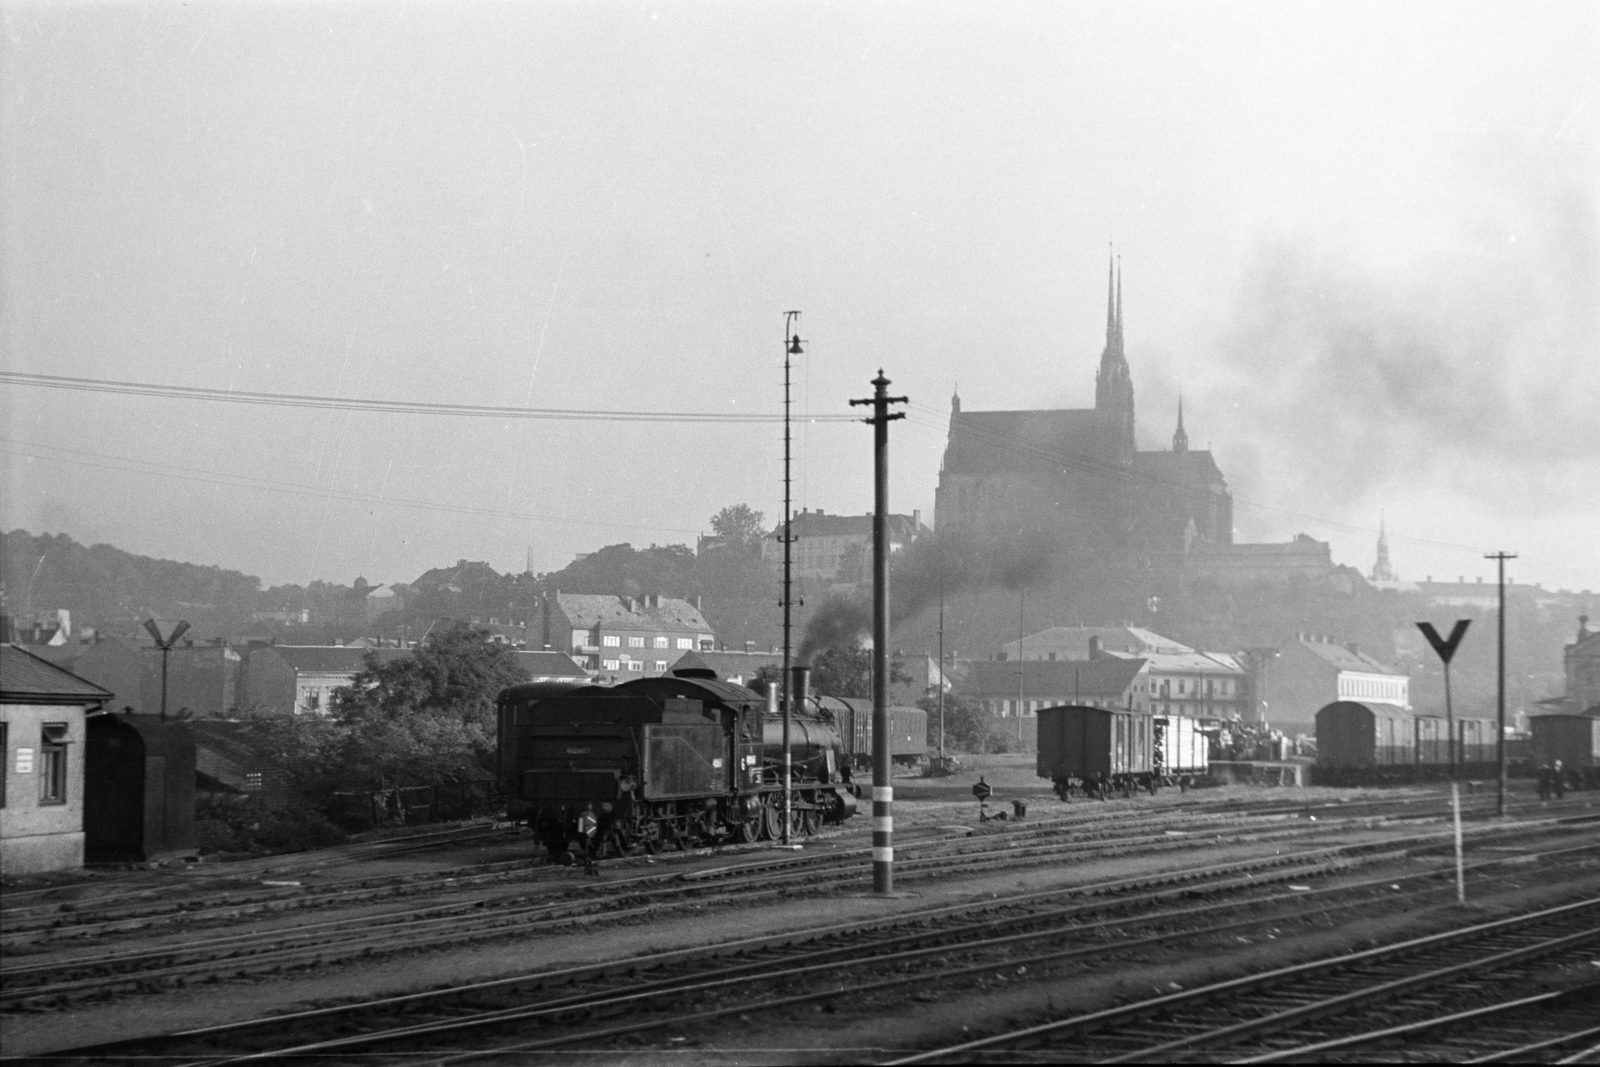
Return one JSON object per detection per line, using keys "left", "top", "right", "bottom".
{"left": 761, "top": 795, "right": 796, "bottom": 841}
{"left": 734, "top": 803, "right": 763, "bottom": 843}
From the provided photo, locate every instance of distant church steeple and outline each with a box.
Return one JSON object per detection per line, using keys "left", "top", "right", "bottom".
{"left": 1369, "top": 515, "right": 1397, "bottom": 582}
{"left": 1095, "top": 249, "right": 1135, "bottom": 468}
{"left": 1172, "top": 392, "right": 1189, "bottom": 452}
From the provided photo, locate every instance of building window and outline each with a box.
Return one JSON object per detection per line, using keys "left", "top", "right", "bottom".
{"left": 603, "top": 635, "right": 620, "bottom": 647}
{"left": 40, "top": 723, "right": 69, "bottom": 805}
{"left": 677, "top": 638, "right": 693, "bottom": 650}
{"left": 245, "top": 772, "right": 263, "bottom": 791}
{"left": 628, "top": 636, "right": 645, "bottom": 648}
{"left": 603, "top": 659, "right": 620, "bottom": 670}
{"left": 653, "top": 637, "right": 668, "bottom": 649}
{"left": 654, "top": 660, "right": 668, "bottom": 671}
{"left": 628, "top": 660, "right": 645, "bottom": 672}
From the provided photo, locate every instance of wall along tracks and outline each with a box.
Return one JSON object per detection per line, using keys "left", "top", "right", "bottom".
{"left": 32, "top": 827, "right": 1600, "bottom": 1064}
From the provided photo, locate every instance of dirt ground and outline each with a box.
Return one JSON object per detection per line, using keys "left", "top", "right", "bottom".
{"left": 2, "top": 766, "right": 1591, "bottom": 1059}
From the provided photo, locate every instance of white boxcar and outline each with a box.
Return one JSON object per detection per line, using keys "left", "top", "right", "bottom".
{"left": 1155, "top": 716, "right": 1209, "bottom": 777}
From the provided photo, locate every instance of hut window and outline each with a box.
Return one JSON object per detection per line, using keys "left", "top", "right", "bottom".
{"left": 40, "top": 723, "right": 69, "bottom": 805}
{"left": 245, "top": 772, "right": 263, "bottom": 791}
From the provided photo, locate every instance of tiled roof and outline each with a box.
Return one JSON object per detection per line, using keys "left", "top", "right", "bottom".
{"left": 556, "top": 594, "right": 711, "bottom": 633}
{"left": 1103, "top": 648, "right": 1242, "bottom": 673}
{"left": 1004, "top": 626, "right": 1192, "bottom": 658}
{"left": 775, "top": 511, "right": 922, "bottom": 539}
{"left": 510, "top": 650, "right": 591, "bottom": 680}
{"left": 1295, "top": 639, "right": 1402, "bottom": 676}
{"left": 269, "top": 646, "right": 413, "bottom": 674}
{"left": 942, "top": 409, "right": 1104, "bottom": 476}
{"left": 1, "top": 644, "right": 114, "bottom": 703}
{"left": 959, "top": 657, "right": 1146, "bottom": 699}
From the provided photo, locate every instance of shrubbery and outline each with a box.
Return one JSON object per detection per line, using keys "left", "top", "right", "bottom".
{"left": 194, "top": 794, "right": 347, "bottom": 855}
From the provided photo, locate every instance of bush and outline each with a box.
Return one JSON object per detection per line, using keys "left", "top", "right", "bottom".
{"left": 193, "top": 794, "right": 347, "bottom": 855}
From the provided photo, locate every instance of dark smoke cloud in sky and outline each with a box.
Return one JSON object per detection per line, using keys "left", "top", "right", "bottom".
{"left": 798, "top": 529, "right": 1065, "bottom": 658}
{"left": 1198, "top": 162, "right": 1598, "bottom": 537}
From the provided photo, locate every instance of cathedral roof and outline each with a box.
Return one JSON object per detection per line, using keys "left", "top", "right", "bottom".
{"left": 1131, "top": 449, "right": 1225, "bottom": 483}
{"left": 943, "top": 408, "right": 1105, "bottom": 476}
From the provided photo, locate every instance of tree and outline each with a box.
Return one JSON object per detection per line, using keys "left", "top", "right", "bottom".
{"left": 808, "top": 645, "right": 911, "bottom": 700}
{"left": 709, "top": 504, "right": 767, "bottom": 554}
{"left": 917, "top": 693, "right": 995, "bottom": 753}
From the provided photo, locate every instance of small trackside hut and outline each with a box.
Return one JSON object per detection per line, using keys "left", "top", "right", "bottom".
{"left": 498, "top": 660, "right": 857, "bottom": 860}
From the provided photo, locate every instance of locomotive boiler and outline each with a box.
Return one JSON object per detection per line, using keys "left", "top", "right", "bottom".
{"left": 497, "top": 660, "right": 857, "bottom": 860}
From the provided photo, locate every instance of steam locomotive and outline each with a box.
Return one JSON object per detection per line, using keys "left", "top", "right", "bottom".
{"left": 497, "top": 660, "right": 858, "bottom": 860}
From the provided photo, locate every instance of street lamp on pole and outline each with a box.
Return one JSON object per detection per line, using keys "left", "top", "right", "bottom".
{"left": 143, "top": 618, "right": 191, "bottom": 720}
{"left": 779, "top": 311, "right": 804, "bottom": 848}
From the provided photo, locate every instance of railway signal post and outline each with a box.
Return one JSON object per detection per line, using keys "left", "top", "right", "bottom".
{"left": 779, "top": 312, "right": 804, "bottom": 847}
{"left": 1417, "top": 619, "right": 1471, "bottom": 779}
{"left": 143, "top": 618, "right": 191, "bottom": 720}
{"left": 852, "top": 370, "right": 906, "bottom": 895}
{"left": 1485, "top": 551, "right": 1517, "bottom": 818}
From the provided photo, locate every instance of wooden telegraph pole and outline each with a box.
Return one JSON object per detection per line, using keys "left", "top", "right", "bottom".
{"left": 1485, "top": 551, "right": 1517, "bottom": 817}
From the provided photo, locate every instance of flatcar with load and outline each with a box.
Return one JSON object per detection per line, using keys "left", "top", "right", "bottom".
{"left": 1153, "top": 714, "right": 1209, "bottom": 785}
{"left": 497, "top": 663, "right": 857, "bottom": 860}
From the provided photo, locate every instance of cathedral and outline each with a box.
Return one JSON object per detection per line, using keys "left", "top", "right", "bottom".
{"left": 935, "top": 259, "right": 1234, "bottom": 558}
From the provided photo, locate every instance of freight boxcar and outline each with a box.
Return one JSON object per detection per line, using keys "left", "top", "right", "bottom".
{"left": 1313, "top": 701, "right": 1416, "bottom": 785}
{"left": 1529, "top": 714, "right": 1600, "bottom": 789}
{"left": 815, "top": 696, "right": 927, "bottom": 768}
{"left": 1036, "top": 704, "right": 1163, "bottom": 799}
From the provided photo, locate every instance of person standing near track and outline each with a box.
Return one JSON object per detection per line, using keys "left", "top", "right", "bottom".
{"left": 577, "top": 803, "right": 600, "bottom": 875}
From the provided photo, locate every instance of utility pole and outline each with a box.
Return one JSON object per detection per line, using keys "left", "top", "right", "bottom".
{"left": 779, "top": 312, "right": 804, "bottom": 847}
{"left": 143, "top": 618, "right": 191, "bottom": 720}
{"left": 1486, "top": 551, "right": 1517, "bottom": 818}
{"left": 936, "top": 567, "right": 945, "bottom": 766}
{"left": 1016, "top": 589, "right": 1025, "bottom": 744}
{"left": 851, "top": 370, "right": 905, "bottom": 895}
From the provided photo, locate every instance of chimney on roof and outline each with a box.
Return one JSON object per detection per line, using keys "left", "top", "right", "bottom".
{"left": 690, "top": 595, "right": 702, "bottom": 610}
{"left": 1088, "top": 635, "right": 1103, "bottom": 660}
{"left": 1345, "top": 642, "right": 1360, "bottom": 656}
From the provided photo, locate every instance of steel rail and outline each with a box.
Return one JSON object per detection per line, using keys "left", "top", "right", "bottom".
{"left": 37, "top": 841, "right": 1458, "bottom": 1061}
{"left": 1468, "top": 1022, "right": 1600, "bottom": 1064}
{"left": 49, "top": 839, "right": 1599, "bottom": 1065}
{"left": 884, "top": 896, "right": 1600, "bottom": 1065}
{"left": 11, "top": 811, "right": 1590, "bottom": 1006}
{"left": 370, "top": 849, "right": 1600, "bottom": 1067}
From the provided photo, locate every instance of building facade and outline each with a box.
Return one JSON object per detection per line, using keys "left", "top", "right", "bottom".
{"left": 2, "top": 645, "right": 111, "bottom": 875}
{"left": 1263, "top": 635, "right": 1411, "bottom": 729}
{"left": 760, "top": 509, "right": 925, "bottom": 585}
{"left": 541, "top": 593, "right": 715, "bottom": 683}
{"left": 956, "top": 657, "right": 1148, "bottom": 718}
{"left": 1565, "top": 616, "right": 1600, "bottom": 714}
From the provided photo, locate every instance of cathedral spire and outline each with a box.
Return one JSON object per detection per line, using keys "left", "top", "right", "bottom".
{"left": 1106, "top": 247, "right": 1116, "bottom": 343}
{"left": 1370, "top": 513, "right": 1396, "bottom": 582}
{"left": 1116, "top": 256, "right": 1123, "bottom": 346}
{"left": 1172, "top": 392, "right": 1188, "bottom": 452}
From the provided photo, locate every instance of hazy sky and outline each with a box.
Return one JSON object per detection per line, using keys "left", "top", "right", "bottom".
{"left": 3, "top": 1, "right": 1596, "bottom": 594}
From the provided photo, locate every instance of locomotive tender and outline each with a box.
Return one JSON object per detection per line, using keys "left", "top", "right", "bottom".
{"left": 498, "top": 662, "right": 857, "bottom": 859}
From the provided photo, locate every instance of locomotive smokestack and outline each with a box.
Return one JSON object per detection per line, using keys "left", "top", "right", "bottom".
{"left": 791, "top": 664, "right": 811, "bottom": 716}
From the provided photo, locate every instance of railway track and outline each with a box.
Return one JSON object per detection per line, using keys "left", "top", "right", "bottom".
{"left": 31, "top": 833, "right": 1599, "bottom": 1064}
{"left": 5, "top": 800, "right": 1593, "bottom": 1008}
{"left": 886, "top": 894, "right": 1600, "bottom": 1064}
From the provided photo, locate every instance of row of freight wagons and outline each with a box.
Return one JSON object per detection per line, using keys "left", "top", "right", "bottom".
{"left": 1035, "top": 705, "right": 1210, "bottom": 797}
{"left": 1314, "top": 701, "right": 1600, "bottom": 785}
{"left": 814, "top": 697, "right": 928, "bottom": 767}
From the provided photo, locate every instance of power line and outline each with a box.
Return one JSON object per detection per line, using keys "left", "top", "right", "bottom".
{"left": 0, "top": 438, "right": 704, "bottom": 539}
{"left": 0, "top": 370, "right": 859, "bottom": 424}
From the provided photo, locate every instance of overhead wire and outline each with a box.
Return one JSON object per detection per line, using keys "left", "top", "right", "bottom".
{"left": 0, "top": 370, "right": 858, "bottom": 424}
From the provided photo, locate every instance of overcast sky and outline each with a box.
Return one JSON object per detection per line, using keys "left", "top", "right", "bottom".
{"left": 3, "top": 1, "right": 1596, "bottom": 595}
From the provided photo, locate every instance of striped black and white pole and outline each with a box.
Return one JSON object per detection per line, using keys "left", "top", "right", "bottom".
{"left": 852, "top": 370, "right": 905, "bottom": 895}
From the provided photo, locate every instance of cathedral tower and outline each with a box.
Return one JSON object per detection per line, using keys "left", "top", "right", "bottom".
{"left": 1172, "top": 393, "right": 1189, "bottom": 452}
{"left": 1094, "top": 254, "right": 1136, "bottom": 468}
